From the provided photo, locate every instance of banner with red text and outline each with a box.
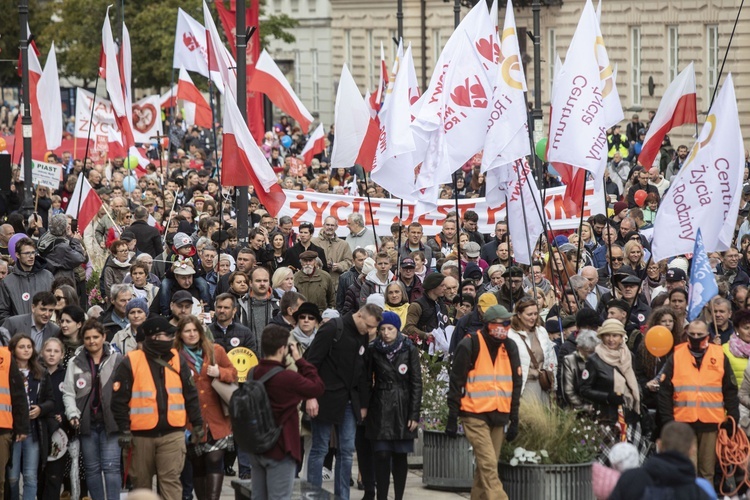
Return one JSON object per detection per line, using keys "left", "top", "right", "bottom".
{"left": 277, "top": 181, "right": 605, "bottom": 237}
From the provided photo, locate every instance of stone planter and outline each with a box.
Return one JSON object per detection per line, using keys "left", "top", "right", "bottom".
{"left": 422, "top": 430, "right": 474, "bottom": 491}
{"left": 498, "top": 462, "right": 594, "bottom": 500}
{"left": 407, "top": 427, "right": 424, "bottom": 468}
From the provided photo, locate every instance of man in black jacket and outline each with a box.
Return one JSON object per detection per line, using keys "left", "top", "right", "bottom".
{"left": 609, "top": 421, "right": 714, "bottom": 500}
{"left": 447, "top": 305, "right": 522, "bottom": 500}
{"left": 304, "top": 304, "right": 382, "bottom": 499}
{"left": 209, "top": 293, "right": 258, "bottom": 354}
{"left": 283, "top": 222, "right": 328, "bottom": 273}
{"left": 111, "top": 317, "right": 203, "bottom": 500}
{"left": 128, "top": 206, "right": 164, "bottom": 258}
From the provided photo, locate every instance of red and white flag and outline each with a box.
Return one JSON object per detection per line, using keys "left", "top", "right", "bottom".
{"left": 13, "top": 34, "right": 62, "bottom": 163}
{"left": 330, "top": 64, "right": 371, "bottom": 170}
{"left": 131, "top": 95, "right": 163, "bottom": 144}
{"left": 368, "top": 43, "right": 389, "bottom": 113}
{"left": 173, "top": 8, "right": 210, "bottom": 78}
{"left": 639, "top": 62, "right": 697, "bottom": 168}
{"left": 652, "top": 74, "right": 743, "bottom": 261}
{"left": 160, "top": 84, "right": 179, "bottom": 109}
{"left": 222, "top": 91, "right": 286, "bottom": 216}
{"left": 177, "top": 67, "right": 212, "bottom": 129}
{"left": 203, "top": 0, "right": 237, "bottom": 97}
{"left": 248, "top": 50, "right": 313, "bottom": 133}
{"left": 301, "top": 123, "right": 326, "bottom": 165}
{"left": 101, "top": 7, "right": 135, "bottom": 150}
{"left": 481, "top": 0, "right": 530, "bottom": 172}
{"left": 66, "top": 175, "right": 103, "bottom": 233}
{"left": 546, "top": 0, "right": 607, "bottom": 180}
{"left": 372, "top": 42, "right": 417, "bottom": 201}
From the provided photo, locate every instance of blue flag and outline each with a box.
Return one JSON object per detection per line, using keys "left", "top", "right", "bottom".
{"left": 688, "top": 229, "right": 719, "bottom": 321}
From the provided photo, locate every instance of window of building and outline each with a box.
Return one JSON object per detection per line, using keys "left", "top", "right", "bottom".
{"left": 344, "top": 29, "right": 352, "bottom": 69}
{"left": 631, "top": 26, "right": 641, "bottom": 106}
{"left": 433, "top": 30, "right": 442, "bottom": 67}
{"left": 547, "top": 28, "right": 556, "bottom": 97}
{"left": 311, "top": 49, "right": 319, "bottom": 111}
{"left": 366, "top": 29, "right": 374, "bottom": 91}
{"left": 707, "top": 25, "right": 719, "bottom": 102}
{"left": 667, "top": 26, "right": 679, "bottom": 82}
{"left": 294, "top": 50, "right": 302, "bottom": 96}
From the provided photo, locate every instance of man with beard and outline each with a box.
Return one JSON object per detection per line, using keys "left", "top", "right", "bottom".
{"left": 494, "top": 266, "right": 528, "bottom": 312}
{"left": 209, "top": 293, "right": 258, "bottom": 354}
{"left": 665, "top": 144, "right": 689, "bottom": 181}
{"left": 294, "top": 251, "right": 335, "bottom": 313}
{"left": 0, "top": 238, "right": 54, "bottom": 323}
{"left": 404, "top": 273, "right": 451, "bottom": 349}
{"left": 246, "top": 266, "right": 280, "bottom": 348}
{"left": 442, "top": 276, "right": 459, "bottom": 304}
{"left": 337, "top": 249, "right": 367, "bottom": 311}
{"left": 313, "top": 217, "right": 352, "bottom": 287}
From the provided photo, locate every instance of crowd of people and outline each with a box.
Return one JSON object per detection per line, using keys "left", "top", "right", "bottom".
{"left": 0, "top": 108, "right": 748, "bottom": 500}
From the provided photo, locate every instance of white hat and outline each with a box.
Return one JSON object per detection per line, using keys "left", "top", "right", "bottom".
{"left": 322, "top": 309, "right": 340, "bottom": 320}
{"left": 366, "top": 293, "right": 385, "bottom": 309}
{"left": 668, "top": 257, "right": 689, "bottom": 275}
{"left": 361, "top": 257, "right": 376, "bottom": 276}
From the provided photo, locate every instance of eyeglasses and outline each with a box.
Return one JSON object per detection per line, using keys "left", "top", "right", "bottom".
{"left": 611, "top": 257, "right": 624, "bottom": 261}
{"left": 298, "top": 314, "right": 317, "bottom": 321}
{"left": 18, "top": 251, "right": 35, "bottom": 257}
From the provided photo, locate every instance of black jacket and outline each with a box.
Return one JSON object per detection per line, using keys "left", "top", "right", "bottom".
{"left": 447, "top": 330, "right": 522, "bottom": 427}
{"left": 283, "top": 241, "right": 329, "bottom": 273}
{"left": 208, "top": 321, "right": 258, "bottom": 356}
{"left": 128, "top": 220, "right": 164, "bottom": 258}
{"left": 449, "top": 309, "right": 484, "bottom": 355}
{"left": 304, "top": 314, "right": 368, "bottom": 425}
{"left": 363, "top": 338, "right": 422, "bottom": 441}
{"left": 579, "top": 352, "right": 640, "bottom": 425}
{"left": 609, "top": 451, "right": 713, "bottom": 500}
{"left": 337, "top": 268, "right": 359, "bottom": 311}
{"left": 111, "top": 347, "right": 203, "bottom": 436}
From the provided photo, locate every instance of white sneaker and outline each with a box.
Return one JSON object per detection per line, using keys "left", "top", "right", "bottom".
{"left": 322, "top": 467, "right": 333, "bottom": 480}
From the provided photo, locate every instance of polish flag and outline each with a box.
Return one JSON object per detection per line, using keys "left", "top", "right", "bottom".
{"left": 248, "top": 50, "right": 313, "bottom": 133}
{"left": 101, "top": 7, "right": 135, "bottom": 150}
{"left": 160, "top": 84, "right": 179, "bottom": 109}
{"left": 177, "top": 67, "right": 212, "bottom": 128}
{"left": 639, "top": 62, "right": 697, "bottom": 169}
{"left": 301, "top": 124, "right": 326, "bottom": 165}
{"left": 330, "top": 64, "right": 371, "bottom": 170}
{"left": 369, "top": 43, "right": 389, "bottom": 113}
{"left": 66, "top": 175, "right": 104, "bottom": 233}
{"left": 222, "top": 91, "right": 286, "bottom": 216}
{"left": 13, "top": 32, "right": 62, "bottom": 163}
{"left": 203, "top": 0, "right": 237, "bottom": 97}
{"left": 16, "top": 23, "right": 40, "bottom": 77}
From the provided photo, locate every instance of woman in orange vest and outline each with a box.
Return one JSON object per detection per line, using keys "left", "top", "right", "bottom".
{"left": 446, "top": 305, "right": 522, "bottom": 500}
{"left": 174, "top": 315, "right": 237, "bottom": 500}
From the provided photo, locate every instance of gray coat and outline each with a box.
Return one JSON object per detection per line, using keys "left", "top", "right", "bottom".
{"left": 0, "top": 262, "right": 54, "bottom": 323}
{"left": 0, "top": 313, "right": 59, "bottom": 349}
{"left": 62, "top": 343, "right": 122, "bottom": 435}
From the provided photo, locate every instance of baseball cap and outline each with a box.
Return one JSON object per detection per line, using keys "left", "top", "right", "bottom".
{"left": 665, "top": 268, "right": 687, "bottom": 282}
{"left": 171, "top": 290, "right": 195, "bottom": 304}
{"left": 400, "top": 258, "right": 416, "bottom": 269}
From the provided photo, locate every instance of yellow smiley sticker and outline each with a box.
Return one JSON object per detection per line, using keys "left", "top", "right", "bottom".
{"left": 227, "top": 347, "right": 259, "bottom": 383}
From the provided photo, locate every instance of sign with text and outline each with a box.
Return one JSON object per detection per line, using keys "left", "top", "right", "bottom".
{"left": 19, "top": 160, "right": 63, "bottom": 189}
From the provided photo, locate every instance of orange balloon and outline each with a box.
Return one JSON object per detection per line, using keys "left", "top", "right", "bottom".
{"left": 645, "top": 326, "right": 674, "bottom": 358}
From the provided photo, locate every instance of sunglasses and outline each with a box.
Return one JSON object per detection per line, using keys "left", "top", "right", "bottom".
{"left": 298, "top": 314, "right": 317, "bottom": 321}
{"left": 611, "top": 257, "right": 624, "bottom": 261}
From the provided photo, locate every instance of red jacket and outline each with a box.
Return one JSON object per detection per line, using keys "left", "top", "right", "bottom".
{"left": 253, "top": 358, "right": 324, "bottom": 463}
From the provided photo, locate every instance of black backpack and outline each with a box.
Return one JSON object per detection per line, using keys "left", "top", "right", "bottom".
{"left": 229, "top": 366, "right": 284, "bottom": 454}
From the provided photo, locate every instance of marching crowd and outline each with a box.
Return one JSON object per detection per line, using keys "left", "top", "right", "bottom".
{"left": 0, "top": 111, "right": 749, "bottom": 500}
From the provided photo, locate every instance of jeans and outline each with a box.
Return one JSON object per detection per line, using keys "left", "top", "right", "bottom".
{"left": 248, "top": 454, "right": 296, "bottom": 500}
{"left": 307, "top": 402, "right": 357, "bottom": 500}
{"left": 237, "top": 447, "right": 252, "bottom": 477}
{"left": 80, "top": 424, "right": 121, "bottom": 500}
{"left": 8, "top": 436, "right": 39, "bottom": 500}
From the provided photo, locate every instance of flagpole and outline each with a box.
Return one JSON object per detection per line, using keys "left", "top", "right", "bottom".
{"left": 514, "top": 160, "right": 537, "bottom": 301}
{"left": 708, "top": 0, "right": 744, "bottom": 110}
{"left": 603, "top": 177, "right": 616, "bottom": 292}
{"left": 574, "top": 182, "right": 586, "bottom": 272}
{"left": 453, "top": 174, "right": 462, "bottom": 294}
{"left": 363, "top": 175, "right": 379, "bottom": 252}
{"left": 236, "top": 0, "right": 250, "bottom": 245}
{"left": 74, "top": 71, "right": 101, "bottom": 234}
{"left": 206, "top": 34, "right": 223, "bottom": 271}
{"left": 505, "top": 194, "right": 514, "bottom": 267}
{"left": 396, "top": 199, "right": 404, "bottom": 278}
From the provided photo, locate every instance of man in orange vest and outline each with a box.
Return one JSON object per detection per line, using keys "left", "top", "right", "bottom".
{"left": 658, "top": 319, "right": 740, "bottom": 485}
{"left": 0, "top": 346, "right": 29, "bottom": 495}
{"left": 446, "top": 305, "right": 522, "bottom": 500}
{"left": 111, "top": 317, "right": 204, "bottom": 500}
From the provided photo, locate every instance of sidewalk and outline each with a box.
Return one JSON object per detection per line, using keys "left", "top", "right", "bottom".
{"left": 218, "top": 469, "right": 471, "bottom": 499}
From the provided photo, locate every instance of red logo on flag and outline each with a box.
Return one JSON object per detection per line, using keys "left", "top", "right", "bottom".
{"left": 132, "top": 103, "right": 157, "bottom": 133}
{"left": 475, "top": 36, "right": 500, "bottom": 65}
{"left": 183, "top": 32, "right": 199, "bottom": 51}
{"left": 450, "top": 77, "right": 488, "bottom": 109}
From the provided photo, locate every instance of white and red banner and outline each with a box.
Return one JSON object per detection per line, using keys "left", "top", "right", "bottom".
{"left": 177, "top": 67, "right": 212, "bottom": 128}
{"left": 131, "top": 95, "right": 163, "bottom": 144}
{"left": 66, "top": 175, "right": 103, "bottom": 233}
{"left": 330, "top": 64, "right": 371, "bottom": 170}
{"left": 101, "top": 7, "right": 134, "bottom": 151}
{"left": 652, "top": 74, "right": 744, "bottom": 262}
{"left": 173, "top": 8, "right": 210, "bottom": 79}
{"left": 277, "top": 181, "right": 604, "bottom": 237}
{"left": 301, "top": 123, "right": 326, "bottom": 165}
{"left": 248, "top": 49, "right": 313, "bottom": 133}
{"left": 203, "top": 0, "right": 237, "bottom": 97}
{"left": 639, "top": 62, "right": 697, "bottom": 169}
{"left": 75, "top": 88, "right": 116, "bottom": 141}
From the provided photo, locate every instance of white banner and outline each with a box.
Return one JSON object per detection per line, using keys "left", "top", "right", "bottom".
{"left": 75, "top": 88, "right": 116, "bottom": 143}
{"left": 132, "top": 95, "right": 163, "bottom": 144}
{"left": 276, "top": 181, "right": 605, "bottom": 237}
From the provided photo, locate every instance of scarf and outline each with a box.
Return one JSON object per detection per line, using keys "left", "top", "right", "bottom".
{"left": 112, "top": 256, "right": 132, "bottom": 268}
{"left": 291, "top": 326, "right": 316, "bottom": 348}
{"left": 185, "top": 346, "right": 204, "bottom": 374}
{"left": 372, "top": 333, "right": 406, "bottom": 363}
{"left": 729, "top": 333, "right": 750, "bottom": 359}
{"left": 595, "top": 343, "right": 641, "bottom": 413}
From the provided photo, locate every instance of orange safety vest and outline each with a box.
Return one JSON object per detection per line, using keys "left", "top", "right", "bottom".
{"left": 672, "top": 343, "right": 726, "bottom": 424}
{"left": 460, "top": 332, "right": 513, "bottom": 414}
{"left": 0, "top": 348, "right": 12, "bottom": 429}
{"left": 128, "top": 349, "right": 186, "bottom": 430}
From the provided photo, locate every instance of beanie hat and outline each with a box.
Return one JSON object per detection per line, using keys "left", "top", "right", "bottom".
{"left": 379, "top": 311, "right": 402, "bottom": 331}
{"left": 597, "top": 318, "right": 626, "bottom": 337}
{"left": 423, "top": 273, "right": 446, "bottom": 292}
{"left": 613, "top": 201, "right": 628, "bottom": 215}
{"left": 322, "top": 309, "right": 340, "bottom": 320}
{"left": 125, "top": 297, "right": 149, "bottom": 316}
{"left": 361, "top": 257, "right": 376, "bottom": 276}
{"left": 366, "top": 293, "right": 385, "bottom": 309}
{"left": 668, "top": 257, "right": 689, "bottom": 275}
{"left": 173, "top": 232, "right": 193, "bottom": 250}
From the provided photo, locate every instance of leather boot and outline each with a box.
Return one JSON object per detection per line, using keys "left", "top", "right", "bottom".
{"left": 205, "top": 473, "right": 224, "bottom": 500}
{"left": 193, "top": 476, "right": 206, "bottom": 500}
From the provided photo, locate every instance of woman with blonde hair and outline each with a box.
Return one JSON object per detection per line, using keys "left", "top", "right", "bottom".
{"left": 174, "top": 315, "right": 237, "bottom": 499}
{"left": 384, "top": 282, "right": 409, "bottom": 326}
{"left": 272, "top": 266, "right": 297, "bottom": 300}
{"left": 623, "top": 240, "right": 647, "bottom": 280}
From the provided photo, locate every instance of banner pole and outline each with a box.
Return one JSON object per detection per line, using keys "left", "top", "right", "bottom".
{"left": 396, "top": 199, "right": 404, "bottom": 278}
{"left": 363, "top": 175, "right": 379, "bottom": 252}
{"left": 74, "top": 71, "right": 101, "bottom": 233}
{"left": 575, "top": 179, "right": 587, "bottom": 272}
{"left": 514, "top": 160, "right": 537, "bottom": 301}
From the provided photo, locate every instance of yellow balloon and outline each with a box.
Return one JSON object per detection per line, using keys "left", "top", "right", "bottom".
{"left": 226, "top": 347, "right": 258, "bottom": 383}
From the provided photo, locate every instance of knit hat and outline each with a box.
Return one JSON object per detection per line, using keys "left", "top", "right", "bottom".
{"left": 597, "top": 318, "right": 626, "bottom": 337}
{"left": 125, "top": 297, "right": 149, "bottom": 316}
{"left": 366, "top": 293, "right": 385, "bottom": 309}
{"left": 379, "top": 311, "right": 402, "bottom": 331}
{"left": 477, "top": 292, "right": 498, "bottom": 311}
{"left": 668, "top": 257, "right": 689, "bottom": 275}
{"left": 613, "top": 201, "right": 628, "bottom": 215}
{"left": 322, "top": 309, "right": 340, "bottom": 320}
{"left": 553, "top": 235, "right": 569, "bottom": 247}
{"left": 423, "top": 273, "right": 446, "bottom": 292}
{"left": 361, "top": 257, "right": 376, "bottom": 276}
{"left": 464, "top": 262, "right": 482, "bottom": 280}
{"left": 173, "top": 232, "right": 193, "bottom": 250}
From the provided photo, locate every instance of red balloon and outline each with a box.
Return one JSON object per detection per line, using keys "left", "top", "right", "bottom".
{"left": 634, "top": 190, "right": 648, "bottom": 207}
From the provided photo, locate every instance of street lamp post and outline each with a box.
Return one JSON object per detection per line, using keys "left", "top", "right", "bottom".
{"left": 236, "top": 0, "right": 249, "bottom": 243}
{"left": 530, "top": 0, "right": 543, "bottom": 180}
{"left": 19, "top": 0, "right": 34, "bottom": 216}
